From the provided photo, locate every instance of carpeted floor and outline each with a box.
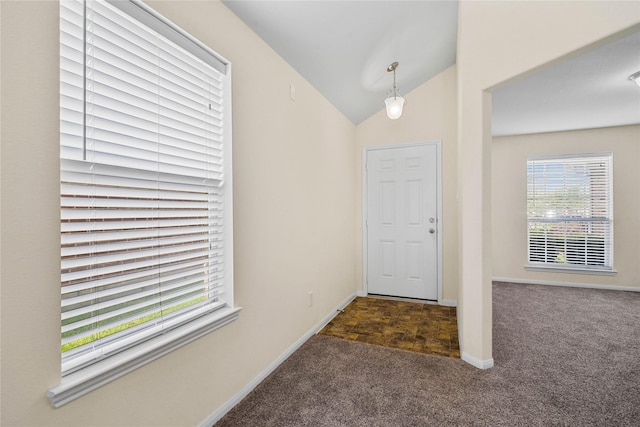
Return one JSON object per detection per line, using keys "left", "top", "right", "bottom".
{"left": 214, "top": 282, "right": 640, "bottom": 426}
{"left": 318, "top": 296, "right": 460, "bottom": 358}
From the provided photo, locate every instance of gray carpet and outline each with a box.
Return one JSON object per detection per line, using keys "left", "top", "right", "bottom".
{"left": 215, "top": 282, "right": 640, "bottom": 426}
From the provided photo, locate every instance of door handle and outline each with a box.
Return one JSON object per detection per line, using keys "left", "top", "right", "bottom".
{"left": 429, "top": 228, "right": 435, "bottom": 234}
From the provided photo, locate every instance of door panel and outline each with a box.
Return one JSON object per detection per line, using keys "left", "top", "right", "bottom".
{"left": 380, "top": 241, "right": 396, "bottom": 278}
{"left": 366, "top": 144, "right": 438, "bottom": 300}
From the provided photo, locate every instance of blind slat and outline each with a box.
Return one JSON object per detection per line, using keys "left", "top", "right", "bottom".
{"left": 61, "top": 254, "right": 224, "bottom": 295}
{"left": 62, "top": 281, "right": 217, "bottom": 332}
{"left": 61, "top": 267, "right": 224, "bottom": 312}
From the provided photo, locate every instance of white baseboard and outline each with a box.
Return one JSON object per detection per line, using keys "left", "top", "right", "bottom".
{"left": 493, "top": 277, "right": 640, "bottom": 292}
{"left": 461, "top": 351, "right": 494, "bottom": 370}
{"left": 198, "top": 292, "right": 358, "bottom": 427}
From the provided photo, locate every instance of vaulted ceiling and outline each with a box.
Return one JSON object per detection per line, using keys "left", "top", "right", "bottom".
{"left": 222, "top": 0, "right": 458, "bottom": 124}
{"left": 223, "top": 1, "right": 640, "bottom": 134}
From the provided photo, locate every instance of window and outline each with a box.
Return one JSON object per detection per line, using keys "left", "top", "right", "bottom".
{"left": 50, "top": 0, "right": 237, "bottom": 407}
{"left": 527, "top": 154, "right": 613, "bottom": 271}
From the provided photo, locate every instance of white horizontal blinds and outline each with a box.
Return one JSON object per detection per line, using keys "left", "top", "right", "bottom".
{"left": 527, "top": 155, "right": 612, "bottom": 268}
{"left": 60, "top": 0, "right": 227, "bottom": 374}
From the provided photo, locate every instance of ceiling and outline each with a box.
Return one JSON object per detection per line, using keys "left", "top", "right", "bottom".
{"left": 222, "top": 0, "right": 458, "bottom": 124}
{"left": 222, "top": 1, "right": 640, "bottom": 133}
{"left": 492, "top": 30, "right": 640, "bottom": 136}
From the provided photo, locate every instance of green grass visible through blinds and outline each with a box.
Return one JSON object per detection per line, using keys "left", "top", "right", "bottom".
{"left": 61, "top": 296, "right": 206, "bottom": 353}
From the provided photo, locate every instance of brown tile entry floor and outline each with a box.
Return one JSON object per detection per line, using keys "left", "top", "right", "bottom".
{"left": 319, "top": 296, "right": 460, "bottom": 358}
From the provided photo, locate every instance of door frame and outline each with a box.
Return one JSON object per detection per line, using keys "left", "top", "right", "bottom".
{"left": 362, "top": 140, "right": 443, "bottom": 302}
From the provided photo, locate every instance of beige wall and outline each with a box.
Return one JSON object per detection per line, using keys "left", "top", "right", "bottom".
{"left": 457, "top": 1, "right": 640, "bottom": 363}
{"left": 492, "top": 125, "right": 640, "bottom": 288}
{"left": 355, "top": 65, "right": 458, "bottom": 303}
{"left": 0, "top": 1, "right": 356, "bottom": 425}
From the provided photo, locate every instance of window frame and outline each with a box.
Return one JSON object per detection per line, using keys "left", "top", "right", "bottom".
{"left": 525, "top": 153, "right": 614, "bottom": 273}
{"left": 48, "top": 0, "right": 238, "bottom": 408}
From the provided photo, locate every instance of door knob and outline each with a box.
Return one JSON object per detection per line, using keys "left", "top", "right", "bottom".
{"left": 429, "top": 228, "right": 435, "bottom": 234}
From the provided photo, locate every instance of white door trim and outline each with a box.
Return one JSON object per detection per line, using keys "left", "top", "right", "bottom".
{"left": 362, "top": 141, "right": 443, "bottom": 302}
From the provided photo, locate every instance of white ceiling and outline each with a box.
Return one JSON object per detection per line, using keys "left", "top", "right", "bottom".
{"left": 222, "top": 1, "right": 640, "bottom": 133}
{"left": 492, "top": 30, "right": 640, "bottom": 136}
{"left": 222, "top": 0, "right": 458, "bottom": 124}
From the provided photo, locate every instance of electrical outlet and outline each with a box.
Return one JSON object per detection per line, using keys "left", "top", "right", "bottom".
{"left": 308, "top": 291, "right": 313, "bottom": 307}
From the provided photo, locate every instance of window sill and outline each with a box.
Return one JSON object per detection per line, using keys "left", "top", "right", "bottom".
{"left": 525, "top": 265, "right": 617, "bottom": 276}
{"left": 47, "top": 305, "right": 241, "bottom": 408}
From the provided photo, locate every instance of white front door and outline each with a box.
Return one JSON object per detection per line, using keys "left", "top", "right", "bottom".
{"left": 365, "top": 143, "right": 439, "bottom": 300}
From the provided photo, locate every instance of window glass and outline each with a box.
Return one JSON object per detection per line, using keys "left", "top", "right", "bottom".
{"left": 527, "top": 154, "right": 613, "bottom": 269}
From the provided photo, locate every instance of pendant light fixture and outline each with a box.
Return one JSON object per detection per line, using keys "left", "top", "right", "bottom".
{"left": 385, "top": 61, "right": 405, "bottom": 120}
{"left": 629, "top": 70, "right": 640, "bottom": 87}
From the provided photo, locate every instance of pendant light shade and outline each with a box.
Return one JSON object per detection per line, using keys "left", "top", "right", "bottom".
{"left": 385, "top": 61, "right": 405, "bottom": 120}
{"left": 384, "top": 95, "right": 405, "bottom": 120}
